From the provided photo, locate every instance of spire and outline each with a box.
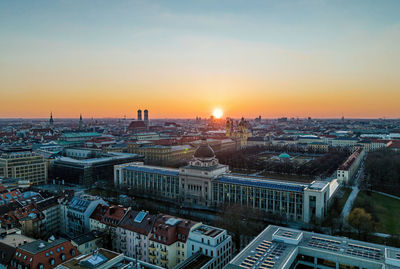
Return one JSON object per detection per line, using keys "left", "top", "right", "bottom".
{"left": 49, "top": 112, "right": 54, "bottom": 125}
{"left": 79, "top": 114, "right": 83, "bottom": 130}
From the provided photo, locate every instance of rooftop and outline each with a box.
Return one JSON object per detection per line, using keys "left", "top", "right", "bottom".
{"left": 61, "top": 132, "right": 101, "bottom": 138}
{"left": 192, "top": 224, "right": 223, "bottom": 238}
{"left": 125, "top": 165, "right": 179, "bottom": 177}
{"left": 214, "top": 175, "right": 307, "bottom": 193}
{"left": 18, "top": 239, "right": 68, "bottom": 255}
{"left": 226, "top": 225, "right": 400, "bottom": 269}
{"left": 54, "top": 152, "right": 140, "bottom": 166}
{"left": 71, "top": 231, "right": 103, "bottom": 246}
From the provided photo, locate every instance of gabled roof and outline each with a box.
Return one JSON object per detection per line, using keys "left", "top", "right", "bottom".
{"left": 118, "top": 210, "right": 155, "bottom": 235}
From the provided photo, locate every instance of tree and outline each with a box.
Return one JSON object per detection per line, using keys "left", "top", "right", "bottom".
{"left": 347, "top": 208, "right": 376, "bottom": 240}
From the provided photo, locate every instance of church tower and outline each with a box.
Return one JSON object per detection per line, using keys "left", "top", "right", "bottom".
{"left": 79, "top": 114, "right": 83, "bottom": 130}
{"left": 226, "top": 118, "right": 233, "bottom": 137}
{"left": 49, "top": 112, "right": 54, "bottom": 126}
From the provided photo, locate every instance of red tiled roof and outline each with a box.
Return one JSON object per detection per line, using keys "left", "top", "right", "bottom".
{"left": 338, "top": 147, "right": 363, "bottom": 171}
{"left": 118, "top": 210, "right": 156, "bottom": 235}
{"left": 0, "top": 184, "right": 7, "bottom": 193}
{"left": 11, "top": 240, "right": 79, "bottom": 269}
{"left": 388, "top": 140, "right": 400, "bottom": 148}
{"left": 149, "top": 214, "right": 197, "bottom": 246}
{"left": 128, "top": 121, "right": 146, "bottom": 129}
{"left": 89, "top": 204, "right": 128, "bottom": 227}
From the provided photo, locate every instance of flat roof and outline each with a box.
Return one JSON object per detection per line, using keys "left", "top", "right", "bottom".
{"left": 192, "top": 224, "right": 223, "bottom": 238}
{"left": 226, "top": 225, "right": 400, "bottom": 269}
{"left": 54, "top": 152, "right": 140, "bottom": 166}
{"left": 214, "top": 175, "right": 307, "bottom": 193}
{"left": 125, "top": 165, "right": 179, "bottom": 177}
{"left": 18, "top": 239, "right": 68, "bottom": 255}
{"left": 0, "top": 233, "right": 35, "bottom": 248}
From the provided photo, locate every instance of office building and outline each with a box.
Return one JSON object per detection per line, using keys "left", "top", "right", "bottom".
{"left": 0, "top": 149, "right": 47, "bottom": 185}
{"left": 51, "top": 148, "right": 142, "bottom": 186}
{"left": 225, "top": 225, "right": 400, "bottom": 269}
{"left": 127, "top": 143, "right": 195, "bottom": 166}
{"left": 115, "top": 140, "right": 338, "bottom": 223}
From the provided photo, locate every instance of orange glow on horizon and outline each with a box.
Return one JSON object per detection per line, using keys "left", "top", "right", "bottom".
{"left": 212, "top": 108, "right": 223, "bottom": 119}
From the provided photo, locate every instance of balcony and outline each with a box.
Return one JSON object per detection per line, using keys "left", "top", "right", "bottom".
{"left": 149, "top": 253, "right": 156, "bottom": 260}
{"left": 149, "top": 245, "right": 156, "bottom": 251}
{"left": 160, "top": 256, "right": 168, "bottom": 263}
{"left": 161, "top": 249, "right": 168, "bottom": 255}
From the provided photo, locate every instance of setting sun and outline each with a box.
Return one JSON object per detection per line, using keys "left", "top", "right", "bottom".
{"left": 212, "top": 108, "right": 223, "bottom": 119}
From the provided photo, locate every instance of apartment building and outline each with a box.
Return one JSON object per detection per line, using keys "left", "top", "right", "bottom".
{"left": 187, "top": 224, "right": 232, "bottom": 269}
{"left": 116, "top": 210, "right": 156, "bottom": 262}
{"left": 10, "top": 239, "right": 79, "bottom": 269}
{"left": 66, "top": 195, "right": 108, "bottom": 237}
{"left": 148, "top": 215, "right": 201, "bottom": 269}
{"left": 336, "top": 147, "right": 365, "bottom": 184}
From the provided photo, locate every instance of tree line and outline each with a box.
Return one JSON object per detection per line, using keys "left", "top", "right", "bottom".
{"left": 364, "top": 149, "right": 400, "bottom": 196}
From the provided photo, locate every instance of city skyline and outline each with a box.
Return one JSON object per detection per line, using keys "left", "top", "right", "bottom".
{"left": 1, "top": 0, "right": 400, "bottom": 118}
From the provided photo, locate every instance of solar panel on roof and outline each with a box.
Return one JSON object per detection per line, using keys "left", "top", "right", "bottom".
{"left": 126, "top": 166, "right": 179, "bottom": 176}
{"left": 134, "top": 211, "right": 147, "bottom": 223}
{"left": 215, "top": 176, "right": 305, "bottom": 192}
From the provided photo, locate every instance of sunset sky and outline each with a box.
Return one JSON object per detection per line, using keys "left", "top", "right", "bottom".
{"left": 1, "top": 0, "right": 399, "bottom": 119}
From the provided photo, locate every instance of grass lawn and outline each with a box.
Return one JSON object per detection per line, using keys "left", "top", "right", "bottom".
{"left": 354, "top": 191, "right": 400, "bottom": 235}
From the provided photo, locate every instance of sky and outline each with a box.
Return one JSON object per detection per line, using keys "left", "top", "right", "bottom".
{"left": 0, "top": 0, "right": 399, "bottom": 119}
